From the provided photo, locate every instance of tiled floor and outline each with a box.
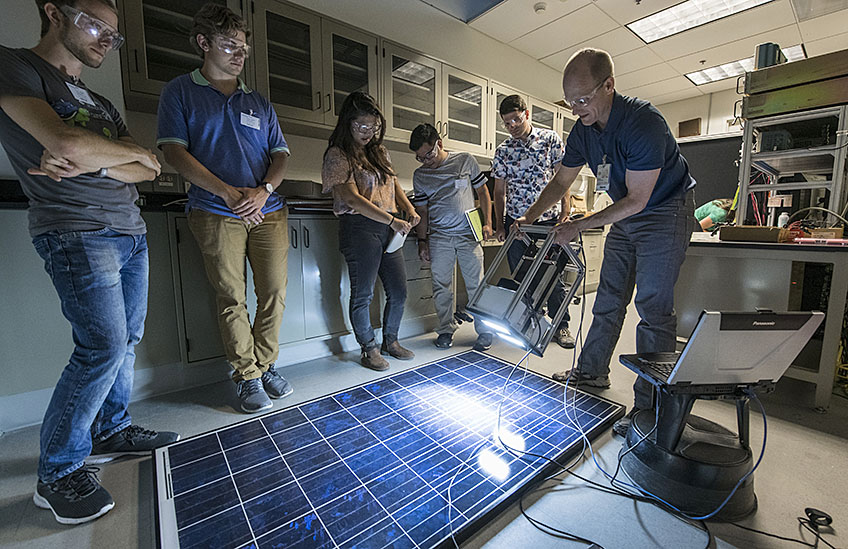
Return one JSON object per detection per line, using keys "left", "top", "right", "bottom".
{"left": 1, "top": 294, "right": 846, "bottom": 548}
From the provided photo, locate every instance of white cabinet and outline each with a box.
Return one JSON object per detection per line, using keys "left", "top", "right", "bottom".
{"left": 383, "top": 43, "right": 442, "bottom": 141}
{"left": 488, "top": 83, "right": 527, "bottom": 152}
{"left": 529, "top": 97, "right": 558, "bottom": 134}
{"left": 252, "top": 0, "right": 379, "bottom": 126}
{"left": 560, "top": 108, "right": 578, "bottom": 144}
{"left": 442, "top": 66, "right": 488, "bottom": 156}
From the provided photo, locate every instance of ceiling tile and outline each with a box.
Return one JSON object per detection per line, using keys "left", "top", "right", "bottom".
{"left": 798, "top": 9, "right": 848, "bottom": 42}
{"left": 651, "top": 88, "right": 705, "bottom": 107}
{"left": 623, "top": 75, "right": 695, "bottom": 100}
{"left": 647, "top": 0, "right": 797, "bottom": 59}
{"left": 695, "top": 79, "right": 743, "bottom": 96}
{"left": 803, "top": 32, "right": 848, "bottom": 56}
{"left": 470, "top": 0, "right": 590, "bottom": 44}
{"left": 509, "top": 3, "right": 619, "bottom": 59}
{"left": 615, "top": 63, "right": 680, "bottom": 90}
{"left": 591, "top": 0, "right": 683, "bottom": 26}
{"left": 539, "top": 27, "right": 644, "bottom": 71}
{"left": 613, "top": 47, "right": 665, "bottom": 75}
{"left": 665, "top": 25, "right": 802, "bottom": 74}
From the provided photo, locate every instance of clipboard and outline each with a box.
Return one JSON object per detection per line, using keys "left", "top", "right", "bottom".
{"left": 464, "top": 207, "right": 485, "bottom": 242}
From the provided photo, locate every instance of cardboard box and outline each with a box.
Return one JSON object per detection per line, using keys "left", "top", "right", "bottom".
{"left": 809, "top": 227, "right": 844, "bottom": 239}
{"left": 719, "top": 225, "right": 797, "bottom": 243}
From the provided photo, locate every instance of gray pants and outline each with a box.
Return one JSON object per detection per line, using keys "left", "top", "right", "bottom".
{"left": 578, "top": 191, "right": 696, "bottom": 409}
{"left": 429, "top": 232, "right": 488, "bottom": 336}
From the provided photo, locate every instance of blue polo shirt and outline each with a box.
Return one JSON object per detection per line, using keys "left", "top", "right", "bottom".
{"left": 562, "top": 92, "right": 694, "bottom": 209}
{"left": 156, "top": 69, "right": 290, "bottom": 217}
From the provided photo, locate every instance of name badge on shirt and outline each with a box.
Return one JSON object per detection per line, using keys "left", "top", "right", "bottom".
{"left": 596, "top": 162, "right": 611, "bottom": 192}
{"left": 240, "top": 112, "right": 261, "bottom": 130}
{"left": 454, "top": 176, "right": 469, "bottom": 190}
{"left": 66, "top": 82, "right": 96, "bottom": 106}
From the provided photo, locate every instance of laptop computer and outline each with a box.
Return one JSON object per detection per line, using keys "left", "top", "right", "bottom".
{"left": 620, "top": 310, "right": 824, "bottom": 391}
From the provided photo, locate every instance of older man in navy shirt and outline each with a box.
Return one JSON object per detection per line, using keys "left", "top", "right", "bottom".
{"left": 516, "top": 48, "right": 696, "bottom": 436}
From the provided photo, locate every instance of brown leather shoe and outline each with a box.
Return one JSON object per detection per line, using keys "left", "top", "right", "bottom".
{"left": 361, "top": 347, "right": 389, "bottom": 371}
{"left": 381, "top": 340, "right": 415, "bottom": 360}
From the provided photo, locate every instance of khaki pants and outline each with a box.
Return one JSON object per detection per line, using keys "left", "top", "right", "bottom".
{"left": 188, "top": 208, "right": 289, "bottom": 381}
{"left": 429, "top": 232, "right": 487, "bottom": 335}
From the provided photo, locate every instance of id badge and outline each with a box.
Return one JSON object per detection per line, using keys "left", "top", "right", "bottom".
{"left": 66, "top": 82, "right": 96, "bottom": 106}
{"left": 240, "top": 112, "right": 261, "bottom": 130}
{"left": 596, "top": 162, "right": 611, "bottom": 192}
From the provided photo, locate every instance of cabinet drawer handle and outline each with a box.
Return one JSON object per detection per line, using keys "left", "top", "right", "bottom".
{"left": 325, "top": 93, "right": 332, "bottom": 113}
{"left": 304, "top": 226, "right": 310, "bottom": 248}
{"left": 291, "top": 227, "right": 298, "bottom": 249}
{"left": 314, "top": 91, "right": 321, "bottom": 111}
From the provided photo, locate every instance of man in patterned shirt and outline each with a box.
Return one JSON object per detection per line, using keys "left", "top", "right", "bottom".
{"left": 492, "top": 94, "right": 574, "bottom": 349}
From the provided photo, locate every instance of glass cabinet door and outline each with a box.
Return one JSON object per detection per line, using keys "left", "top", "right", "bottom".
{"left": 529, "top": 98, "right": 557, "bottom": 132}
{"left": 383, "top": 44, "right": 441, "bottom": 141}
{"left": 253, "top": 0, "right": 323, "bottom": 123}
{"left": 122, "top": 0, "right": 238, "bottom": 97}
{"left": 442, "top": 67, "right": 487, "bottom": 156}
{"left": 561, "top": 109, "right": 578, "bottom": 143}
{"left": 489, "top": 83, "right": 526, "bottom": 153}
{"left": 321, "top": 21, "right": 379, "bottom": 126}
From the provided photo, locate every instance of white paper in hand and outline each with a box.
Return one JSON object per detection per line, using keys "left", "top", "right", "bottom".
{"left": 385, "top": 230, "right": 407, "bottom": 253}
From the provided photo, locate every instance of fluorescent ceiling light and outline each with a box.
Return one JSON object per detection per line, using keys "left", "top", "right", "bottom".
{"left": 627, "top": 0, "right": 775, "bottom": 43}
{"left": 685, "top": 45, "right": 806, "bottom": 85}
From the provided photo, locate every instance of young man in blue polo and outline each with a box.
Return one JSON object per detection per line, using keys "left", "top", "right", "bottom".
{"left": 157, "top": 3, "right": 293, "bottom": 413}
{"left": 517, "top": 48, "right": 696, "bottom": 436}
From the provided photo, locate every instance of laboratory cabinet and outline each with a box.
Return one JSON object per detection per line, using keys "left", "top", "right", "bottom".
{"left": 488, "top": 83, "right": 527, "bottom": 152}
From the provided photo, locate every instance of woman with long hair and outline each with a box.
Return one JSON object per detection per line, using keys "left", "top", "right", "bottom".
{"left": 322, "top": 92, "right": 420, "bottom": 371}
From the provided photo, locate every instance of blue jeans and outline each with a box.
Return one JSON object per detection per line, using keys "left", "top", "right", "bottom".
{"left": 339, "top": 214, "right": 407, "bottom": 350}
{"left": 504, "top": 216, "right": 570, "bottom": 329}
{"left": 32, "top": 228, "right": 148, "bottom": 483}
{"left": 577, "top": 192, "right": 695, "bottom": 409}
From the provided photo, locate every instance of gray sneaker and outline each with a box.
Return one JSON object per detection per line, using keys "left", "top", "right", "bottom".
{"left": 34, "top": 466, "right": 114, "bottom": 525}
{"left": 238, "top": 378, "right": 273, "bottom": 413}
{"left": 555, "top": 327, "right": 576, "bottom": 349}
{"left": 473, "top": 333, "right": 493, "bottom": 351}
{"left": 261, "top": 365, "right": 293, "bottom": 399}
{"left": 89, "top": 425, "right": 180, "bottom": 463}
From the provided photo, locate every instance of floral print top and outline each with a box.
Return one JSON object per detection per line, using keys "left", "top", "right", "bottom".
{"left": 322, "top": 146, "right": 397, "bottom": 216}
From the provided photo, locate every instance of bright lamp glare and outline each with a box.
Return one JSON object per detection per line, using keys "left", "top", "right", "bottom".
{"left": 477, "top": 449, "right": 510, "bottom": 482}
{"left": 627, "top": 0, "right": 774, "bottom": 43}
{"left": 480, "top": 318, "right": 511, "bottom": 335}
{"left": 494, "top": 428, "right": 526, "bottom": 454}
{"left": 496, "top": 331, "right": 528, "bottom": 350}
{"left": 685, "top": 44, "right": 806, "bottom": 85}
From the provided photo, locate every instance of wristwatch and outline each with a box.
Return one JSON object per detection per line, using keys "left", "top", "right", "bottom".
{"left": 262, "top": 182, "right": 274, "bottom": 194}
{"left": 97, "top": 167, "right": 108, "bottom": 178}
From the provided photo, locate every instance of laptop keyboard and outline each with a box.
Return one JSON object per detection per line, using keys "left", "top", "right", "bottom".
{"left": 637, "top": 357, "right": 677, "bottom": 381}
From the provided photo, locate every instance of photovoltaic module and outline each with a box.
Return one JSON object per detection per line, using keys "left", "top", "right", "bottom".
{"left": 154, "top": 351, "right": 624, "bottom": 548}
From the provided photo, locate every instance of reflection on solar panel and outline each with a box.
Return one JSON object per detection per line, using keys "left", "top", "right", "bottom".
{"left": 154, "top": 351, "right": 624, "bottom": 548}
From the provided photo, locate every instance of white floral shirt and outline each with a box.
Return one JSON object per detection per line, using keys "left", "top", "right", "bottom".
{"left": 492, "top": 126, "right": 564, "bottom": 221}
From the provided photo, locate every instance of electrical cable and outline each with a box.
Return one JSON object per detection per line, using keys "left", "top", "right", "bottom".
{"left": 786, "top": 207, "right": 848, "bottom": 228}
{"left": 797, "top": 517, "right": 840, "bottom": 549}
{"left": 727, "top": 521, "right": 816, "bottom": 547}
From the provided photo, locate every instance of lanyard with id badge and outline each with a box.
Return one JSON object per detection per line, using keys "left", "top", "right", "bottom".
{"left": 596, "top": 154, "right": 611, "bottom": 192}
{"left": 66, "top": 81, "right": 96, "bottom": 106}
{"left": 240, "top": 109, "right": 261, "bottom": 130}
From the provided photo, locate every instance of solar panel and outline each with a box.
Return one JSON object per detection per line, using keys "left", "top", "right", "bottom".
{"left": 154, "top": 351, "right": 624, "bottom": 548}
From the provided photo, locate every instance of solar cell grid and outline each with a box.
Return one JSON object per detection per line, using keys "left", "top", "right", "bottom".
{"left": 155, "top": 351, "right": 623, "bottom": 548}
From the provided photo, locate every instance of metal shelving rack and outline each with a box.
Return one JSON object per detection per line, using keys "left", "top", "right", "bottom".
{"left": 736, "top": 105, "right": 848, "bottom": 224}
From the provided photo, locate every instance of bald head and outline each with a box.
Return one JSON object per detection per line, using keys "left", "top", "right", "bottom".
{"left": 563, "top": 48, "right": 614, "bottom": 84}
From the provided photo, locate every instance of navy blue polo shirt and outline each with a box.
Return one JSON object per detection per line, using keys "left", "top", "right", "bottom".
{"left": 562, "top": 92, "right": 694, "bottom": 209}
{"left": 156, "top": 69, "right": 290, "bottom": 217}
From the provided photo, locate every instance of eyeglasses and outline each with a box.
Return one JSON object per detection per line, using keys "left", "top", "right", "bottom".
{"left": 415, "top": 141, "right": 439, "bottom": 163}
{"left": 501, "top": 111, "right": 527, "bottom": 129}
{"left": 562, "top": 77, "right": 609, "bottom": 110}
{"left": 59, "top": 6, "right": 124, "bottom": 50}
{"left": 351, "top": 121, "right": 381, "bottom": 136}
{"left": 210, "top": 36, "right": 251, "bottom": 57}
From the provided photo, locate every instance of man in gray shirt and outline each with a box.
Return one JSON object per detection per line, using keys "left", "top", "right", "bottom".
{"left": 0, "top": 0, "right": 178, "bottom": 525}
{"left": 410, "top": 123, "right": 494, "bottom": 351}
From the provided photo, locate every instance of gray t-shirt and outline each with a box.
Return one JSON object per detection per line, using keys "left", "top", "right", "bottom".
{"left": 0, "top": 46, "right": 144, "bottom": 237}
{"left": 412, "top": 152, "right": 486, "bottom": 236}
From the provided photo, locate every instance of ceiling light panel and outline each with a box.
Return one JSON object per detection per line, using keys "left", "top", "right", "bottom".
{"left": 685, "top": 44, "right": 806, "bottom": 85}
{"left": 627, "top": 0, "right": 775, "bottom": 43}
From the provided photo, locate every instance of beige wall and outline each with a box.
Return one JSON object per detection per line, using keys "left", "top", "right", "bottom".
{"left": 656, "top": 88, "right": 742, "bottom": 138}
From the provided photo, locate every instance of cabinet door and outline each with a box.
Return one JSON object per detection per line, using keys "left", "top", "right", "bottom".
{"left": 529, "top": 97, "right": 558, "bottom": 133}
{"left": 489, "top": 83, "right": 526, "bottom": 153}
{"left": 383, "top": 43, "right": 442, "bottom": 141}
{"left": 442, "top": 66, "right": 488, "bottom": 156}
{"left": 122, "top": 0, "right": 240, "bottom": 96}
{"left": 173, "top": 216, "right": 225, "bottom": 363}
{"left": 252, "top": 0, "right": 324, "bottom": 123}
{"left": 277, "top": 220, "right": 305, "bottom": 344}
{"left": 300, "top": 218, "right": 350, "bottom": 338}
{"left": 560, "top": 108, "right": 578, "bottom": 144}
{"left": 321, "top": 21, "right": 379, "bottom": 126}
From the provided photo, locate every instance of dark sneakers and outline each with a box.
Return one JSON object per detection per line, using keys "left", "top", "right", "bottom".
{"left": 613, "top": 408, "right": 641, "bottom": 437}
{"left": 261, "top": 365, "right": 294, "bottom": 399}
{"left": 473, "top": 333, "right": 493, "bottom": 351}
{"left": 34, "top": 466, "right": 114, "bottom": 525}
{"left": 238, "top": 378, "right": 274, "bottom": 413}
{"left": 88, "top": 425, "right": 180, "bottom": 464}
{"left": 551, "top": 368, "right": 611, "bottom": 388}
{"left": 435, "top": 333, "right": 453, "bottom": 349}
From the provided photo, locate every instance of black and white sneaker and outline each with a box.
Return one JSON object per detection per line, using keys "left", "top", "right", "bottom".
{"left": 238, "top": 378, "right": 273, "bottom": 413}
{"left": 34, "top": 466, "right": 114, "bottom": 525}
{"left": 261, "top": 365, "right": 293, "bottom": 399}
{"left": 88, "top": 425, "right": 180, "bottom": 463}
